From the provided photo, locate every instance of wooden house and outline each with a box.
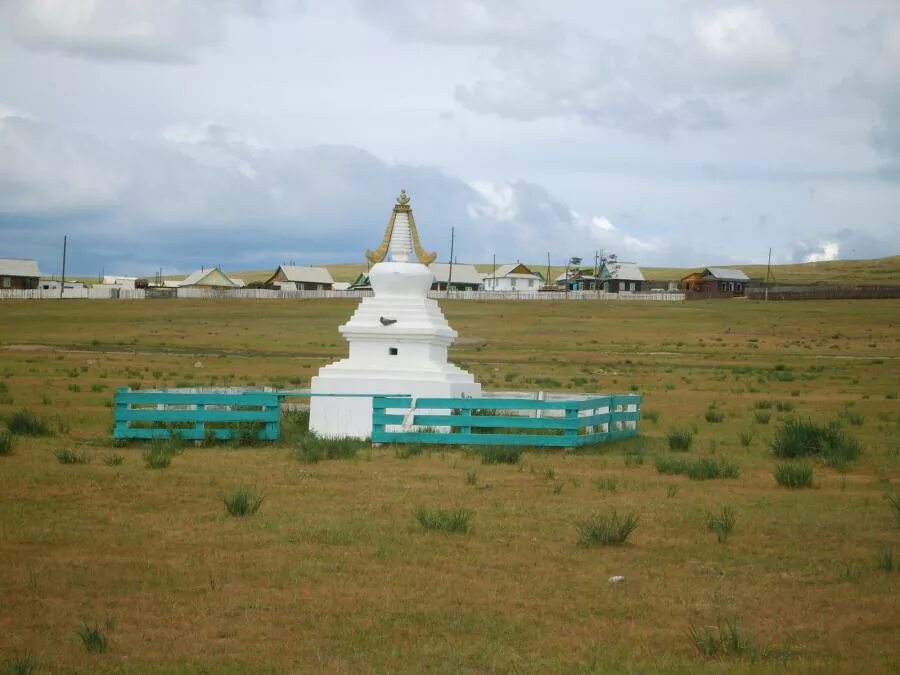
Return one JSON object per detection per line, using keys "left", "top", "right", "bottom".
{"left": 598, "top": 261, "right": 645, "bottom": 292}
{"left": 483, "top": 263, "right": 543, "bottom": 291}
{"left": 0, "top": 258, "right": 40, "bottom": 290}
{"left": 265, "top": 265, "right": 334, "bottom": 291}
{"left": 429, "top": 263, "right": 482, "bottom": 291}
{"left": 681, "top": 268, "right": 750, "bottom": 297}
{"left": 177, "top": 267, "right": 238, "bottom": 289}
{"left": 554, "top": 269, "right": 601, "bottom": 291}
{"left": 348, "top": 273, "right": 371, "bottom": 291}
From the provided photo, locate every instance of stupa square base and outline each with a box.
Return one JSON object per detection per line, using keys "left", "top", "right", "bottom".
{"left": 309, "top": 374, "right": 481, "bottom": 439}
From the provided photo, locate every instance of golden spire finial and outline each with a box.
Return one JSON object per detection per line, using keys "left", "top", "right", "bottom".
{"left": 366, "top": 189, "right": 437, "bottom": 265}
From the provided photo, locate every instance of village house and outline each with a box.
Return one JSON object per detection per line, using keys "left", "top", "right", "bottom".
{"left": 0, "top": 258, "right": 40, "bottom": 290}
{"left": 429, "top": 263, "right": 483, "bottom": 291}
{"left": 483, "top": 263, "right": 543, "bottom": 291}
{"left": 177, "top": 267, "right": 239, "bottom": 289}
{"left": 348, "top": 273, "right": 371, "bottom": 291}
{"left": 681, "top": 268, "right": 751, "bottom": 297}
{"left": 555, "top": 269, "right": 601, "bottom": 291}
{"left": 264, "top": 265, "right": 334, "bottom": 291}
{"left": 598, "top": 261, "right": 645, "bottom": 293}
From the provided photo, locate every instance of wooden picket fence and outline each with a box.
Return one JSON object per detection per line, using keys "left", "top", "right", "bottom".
{"left": 371, "top": 394, "right": 641, "bottom": 448}
{"left": 112, "top": 388, "right": 280, "bottom": 441}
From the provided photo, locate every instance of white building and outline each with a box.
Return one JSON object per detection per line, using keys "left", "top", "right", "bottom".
{"left": 102, "top": 275, "right": 138, "bottom": 289}
{"left": 482, "top": 263, "right": 543, "bottom": 291}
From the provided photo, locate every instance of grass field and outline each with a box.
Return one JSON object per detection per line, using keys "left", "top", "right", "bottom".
{"left": 1, "top": 298, "right": 898, "bottom": 672}
{"left": 217, "top": 254, "right": 900, "bottom": 286}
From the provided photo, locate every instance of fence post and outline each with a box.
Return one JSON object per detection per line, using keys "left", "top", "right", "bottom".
{"left": 565, "top": 405, "right": 578, "bottom": 445}
{"left": 113, "top": 387, "right": 130, "bottom": 440}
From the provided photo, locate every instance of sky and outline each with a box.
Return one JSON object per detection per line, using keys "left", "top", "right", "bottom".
{"left": 0, "top": 0, "right": 898, "bottom": 276}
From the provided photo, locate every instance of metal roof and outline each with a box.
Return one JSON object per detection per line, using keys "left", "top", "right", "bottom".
{"left": 0, "top": 258, "right": 40, "bottom": 277}
{"left": 177, "top": 268, "right": 237, "bottom": 287}
{"left": 489, "top": 263, "right": 541, "bottom": 279}
{"left": 600, "top": 261, "right": 645, "bottom": 281}
{"left": 429, "top": 263, "right": 483, "bottom": 285}
{"left": 274, "top": 265, "right": 334, "bottom": 285}
{"left": 704, "top": 267, "right": 750, "bottom": 281}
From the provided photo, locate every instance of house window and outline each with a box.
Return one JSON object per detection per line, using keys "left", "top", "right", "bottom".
{"left": 511, "top": 279, "right": 517, "bottom": 288}
{"left": 603, "top": 282, "right": 609, "bottom": 292}
{"left": 1, "top": 277, "right": 10, "bottom": 288}
{"left": 736, "top": 283, "right": 742, "bottom": 292}
{"left": 629, "top": 282, "right": 635, "bottom": 291}
{"left": 389, "top": 347, "right": 398, "bottom": 356}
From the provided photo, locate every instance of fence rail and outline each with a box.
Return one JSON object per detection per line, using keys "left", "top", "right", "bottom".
{"left": 371, "top": 394, "right": 641, "bottom": 448}
{"left": 112, "top": 388, "right": 280, "bottom": 441}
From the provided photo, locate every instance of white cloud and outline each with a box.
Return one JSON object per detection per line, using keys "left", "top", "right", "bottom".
{"left": 591, "top": 216, "right": 615, "bottom": 231}
{"left": 692, "top": 5, "right": 794, "bottom": 88}
{"left": 0, "top": 0, "right": 262, "bottom": 63}
{"left": 802, "top": 241, "right": 840, "bottom": 262}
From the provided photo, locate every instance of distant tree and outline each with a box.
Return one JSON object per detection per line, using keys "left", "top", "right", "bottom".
{"left": 246, "top": 281, "right": 268, "bottom": 289}
{"left": 134, "top": 278, "right": 149, "bottom": 289}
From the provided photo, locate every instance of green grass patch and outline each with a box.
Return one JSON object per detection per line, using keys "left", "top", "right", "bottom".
{"left": 0, "top": 430, "right": 14, "bottom": 456}
{"left": 753, "top": 411, "right": 771, "bottom": 425}
{"left": 666, "top": 428, "right": 693, "bottom": 451}
{"left": 7, "top": 408, "right": 51, "bottom": 436}
{"left": 76, "top": 622, "right": 108, "bottom": 653}
{"left": 655, "top": 456, "right": 739, "bottom": 480}
{"left": 576, "top": 510, "right": 638, "bottom": 546}
{"left": 476, "top": 445, "right": 523, "bottom": 465}
{"left": 224, "top": 488, "right": 264, "bottom": 517}
{"left": 707, "top": 505, "right": 736, "bottom": 543}
{"left": 415, "top": 506, "right": 471, "bottom": 534}
{"left": 54, "top": 449, "right": 90, "bottom": 464}
{"left": 771, "top": 418, "right": 861, "bottom": 468}
{"left": 689, "top": 618, "right": 755, "bottom": 658}
{"left": 293, "top": 433, "right": 368, "bottom": 463}
{"left": 774, "top": 462, "right": 813, "bottom": 488}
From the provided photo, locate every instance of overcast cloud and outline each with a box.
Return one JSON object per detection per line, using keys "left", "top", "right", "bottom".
{"left": 0, "top": 0, "right": 898, "bottom": 275}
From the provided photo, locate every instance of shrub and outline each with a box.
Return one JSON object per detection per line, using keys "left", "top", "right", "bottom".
{"left": 753, "top": 411, "right": 771, "bottom": 425}
{"left": 624, "top": 450, "right": 644, "bottom": 467}
{"left": 91, "top": 383, "right": 107, "bottom": 392}
{"left": 886, "top": 494, "right": 900, "bottom": 526}
{"left": 465, "top": 470, "right": 477, "bottom": 486}
{"left": 642, "top": 410, "right": 659, "bottom": 423}
{"left": 667, "top": 428, "right": 693, "bottom": 451}
{"left": 3, "top": 650, "right": 37, "bottom": 674}
{"left": 7, "top": 409, "right": 50, "bottom": 436}
{"left": 666, "top": 484, "right": 678, "bottom": 498}
{"left": 103, "top": 453, "right": 125, "bottom": 467}
{"left": 477, "top": 446, "right": 522, "bottom": 465}
{"left": 775, "top": 401, "right": 794, "bottom": 412}
{"left": 707, "top": 506, "right": 736, "bottom": 543}
{"left": 293, "top": 434, "right": 366, "bottom": 463}
{"left": 0, "top": 430, "right": 14, "bottom": 456}
{"left": 416, "top": 506, "right": 471, "bottom": 533}
{"left": 576, "top": 510, "right": 638, "bottom": 546}
{"left": 655, "top": 456, "right": 738, "bottom": 480}
{"left": 877, "top": 547, "right": 894, "bottom": 572}
{"left": 739, "top": 429, "right": 754, "bottom": 447}
{"left": 843, "top": 412, "right": 864, "bottom": 426}
{"left": 689, "top": 618, "right": 754, "bottom": 658}
{"left": 753, "top": 400, "right": 772, "bottom": 410}
{"left": 394, "top": 444, "right": 426, "bottom": 459}
{"left": 774, "top": 462, "right": 813, "bottom": 488}
{"left": 224, "top": 488, "right": 264, "bottom": 517}
{"left": 54, "top": 449, "right": 90, "bottom": 464}
{"left": 143, "top": 445, "right": 172, "bottom": 469}
{"left": 705, "top": 408, "right": 725, "bottom": 423}
{"left": 771, "top": 418, "right": 860, "bottom": 468}
{"left": 688, "top": 458, "right": 739, "bottom": 480}
{"left": 76, "top": 622, "right": 108, "bottom": 653}
{"left": 594, "top": 475, "right": 618, "bottom": 492}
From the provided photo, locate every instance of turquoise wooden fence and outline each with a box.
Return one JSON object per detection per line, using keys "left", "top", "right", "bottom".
{"left": 113, "top": 388, "right": 280, "bottom": 441}
{"left": 371, "top": 394, "right": 641, "bottom": 448}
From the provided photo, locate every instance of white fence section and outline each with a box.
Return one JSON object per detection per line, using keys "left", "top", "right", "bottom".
{"left": 0, "top": 288, "right": 146, "bottom": 300}
{"left": 0, "top": 287, "right": 683, "bottom": 303}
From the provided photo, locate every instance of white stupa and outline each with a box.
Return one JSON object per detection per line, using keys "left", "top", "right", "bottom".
{"left": 309, "top": 190, "right": 481, "bottom": 439}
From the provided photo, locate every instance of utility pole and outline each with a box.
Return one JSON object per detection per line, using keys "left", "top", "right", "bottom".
{"left": 491, "top": 253, "right": 496, "bottom": 291}
{"left": 765, "top": 247, "right": 774, "bottom": 302}
{"left": 447, "top": 226, "right": 455, "bottom": 297}
{"left": 60, "top": 235, "right": 67, "bottom": 299}
{"left": 546, "top": 252, "right": 550, "bottom": 291}
{"left": 594, "top": 250, "right": 600, "bottom": 276}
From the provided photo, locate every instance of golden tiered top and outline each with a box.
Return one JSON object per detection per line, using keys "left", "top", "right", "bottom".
{"left": 365, "top": 190, "right": 437, "bottom": 265}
